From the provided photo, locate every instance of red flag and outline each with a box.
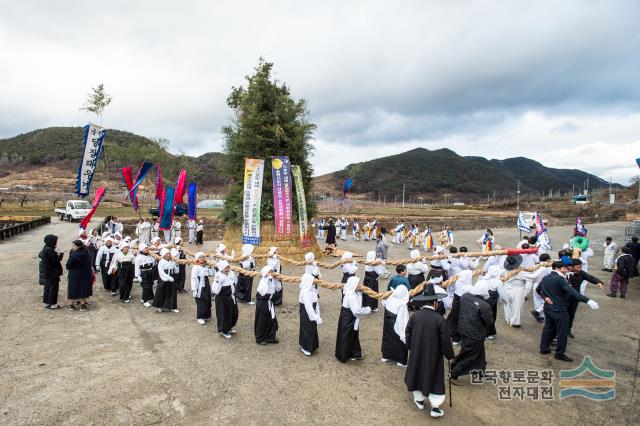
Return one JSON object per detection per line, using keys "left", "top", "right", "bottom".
{"left": 155, "top": 163, "right": 163, "bottom": 201}
{"left": 121, "top": 166, "right": 135, "bottom": 206}
{"left": 175, "top": 169, "right": 187, "bottom": 203}
{"left": 80, "top": 186, "right": 106, "bottom": 230}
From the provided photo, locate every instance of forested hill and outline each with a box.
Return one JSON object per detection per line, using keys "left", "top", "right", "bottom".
{"left": 314, "top": 148, "right": 614, "bottom": 200}
{"left": 0, "top": 127, "right": 225, "bottom": 188}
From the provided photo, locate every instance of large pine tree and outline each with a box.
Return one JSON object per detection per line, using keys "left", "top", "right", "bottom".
{"left": 221, "top": 60, "right": 317, "bottom": 224}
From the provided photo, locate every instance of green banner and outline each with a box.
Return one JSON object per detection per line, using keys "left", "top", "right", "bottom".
{"left": 291, "top": 165, "right": 310, "bottom": 247}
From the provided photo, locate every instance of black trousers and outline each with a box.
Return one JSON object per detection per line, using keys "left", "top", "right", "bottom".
{"left": 447, "top": 294, "right": 461, "bottom": 342}
{"left": 486, "top": 290, "right": 498, "bottom": 337}
{"left": 43, "top": 278, "right": 59, "bottom": 305}
{"left": 540, "top": 308, "right": 569, "bottom": 356}
{"left": 451, "top": 336, "right": 486, "bottom": 379}
{"left": 567, "top": 299, "right": 579, "bottom": 332}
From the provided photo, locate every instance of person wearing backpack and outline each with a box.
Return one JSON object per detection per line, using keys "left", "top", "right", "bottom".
{"left": 607, "top": 246, "right": 635, "bottom": 299}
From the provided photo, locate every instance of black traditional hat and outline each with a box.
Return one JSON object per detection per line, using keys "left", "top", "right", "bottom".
{"left": 503, "top": 254, "right": 523, "bottom": 271}
{"left": 413, "top": 283, "right": 447, "bottom": 302}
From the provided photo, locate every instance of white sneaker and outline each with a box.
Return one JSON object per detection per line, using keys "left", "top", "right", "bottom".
{"left": 430, "top": 407, "right": 444, "bottom": 418}
{"left": 452, "top": 341, "right": 460, "bottom": 346}
{"left": 397, "top": 362, "right": 407, "bottom": 368}
{"left": 171, "top": 309, "right": 180, "bottom": 313}
{"left": 221, "top": 333, "right": 232, "bottom": 339}
{"left": 414, "top": 399, "right": 425, "bottom": 410}
{"left": 247, "top": 301, "right": 255, "bottom": 305}
{"left": 49, "top": 304, "right": 60, "bottom": 309}
{"left": 140, "top": 299, "right": 144, "bottom": 303}
{"left": 124, "top": 299, "right": 131, "bottom": 304}
{"left": 144, "top": 302, "right": 151, "bottom": 308}
{"left": 486, "top": 335, "right": 496, "bottom": 341}
{"left": 371, "top": 308, "right": 379, "bottom": 313}
{"left": 229, "top": 328, "right": 237, "bottom": 334}
{"left": 197, "top": 319, "right": 206, "bottom": 325}
{"left": 301, "top": 347, "right": 311, "bottom": 356}
{"left": 381, "top": 358, "right": 389, "bottom": 363}
{"left": 156, "top": 309, "right": 163, "bottom": 313}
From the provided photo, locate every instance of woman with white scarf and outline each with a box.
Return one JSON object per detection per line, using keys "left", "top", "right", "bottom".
{"left": 212, "top": 260, "right": 239, "bottom": 339}
{"left": 381, "top": 285, "right": 410, "bottom": 367}
{"left": 153, "top": 248, "right": 180, "bottom": 313}
{"left": 304, "top": 252, "right": 321, "bottom": 279}
{"left": 335, "top": 276, "right": 372, "bottom": 363}
{"left": 362, "top": 251, "right": 385, "bottom": 311}
{"left": 108, "top": 242, "right": 136, "bottom": 303}
{"left": 298, "top": 273, "right": 322, "bottom": 356}
{"left": 236, "top": 244, "right": 256, "bottom": 304}
{"left": 407, "top": 249, "right": 429, "bottom": 290}
{"left": 254, "top": 266, "right": 280, "bottom": 345}
{"left": 191, "top": 252, "right": 213, "bottom": 325}
{"left": 267, "top": 247, "right": 284, "bottom": 305}
{"left": 135, "top": 243, "right": 156, "bottom": 307}
{"left": 339, "top": 251, "right": 358, "bottom": 283}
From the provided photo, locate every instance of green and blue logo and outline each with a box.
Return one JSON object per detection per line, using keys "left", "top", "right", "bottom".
{"left": 559, "top": 356, "right": 615, "bottom": 400}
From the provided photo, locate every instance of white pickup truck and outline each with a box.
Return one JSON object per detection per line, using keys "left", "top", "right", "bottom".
{"left": 55, "top": 200, "right": 92, "bottom": 222}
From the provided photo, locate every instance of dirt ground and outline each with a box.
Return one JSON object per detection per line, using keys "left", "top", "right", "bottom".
{"left": 0, "top": 219, "right": 638, "bottom": 425}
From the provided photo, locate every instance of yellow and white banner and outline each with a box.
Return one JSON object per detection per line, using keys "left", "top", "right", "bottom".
{"left": 291, "top": 165, "right": 310, "bottom": 247}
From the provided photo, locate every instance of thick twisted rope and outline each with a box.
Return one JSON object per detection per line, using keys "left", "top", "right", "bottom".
{"left": 147, "top": 248, "right": 550, "bottom": 301}
{"left": 164, "top": 244, "right": 536, "bottom": 270}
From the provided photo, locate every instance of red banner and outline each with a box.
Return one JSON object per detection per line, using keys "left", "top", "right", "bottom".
{"left": 80, "top": 186, "right": 106, "bottom": 230}
{"left": 121, "top": 166, "right": 137, "bottom": 208}
{"left": 175, "top": 169, "right": 187, "bottom": 203}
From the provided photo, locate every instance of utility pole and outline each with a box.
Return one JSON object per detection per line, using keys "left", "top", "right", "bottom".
{"left": 516, "top": 179, "right": 520, "bottom": 212}
{"left": 402, "top": 181, "right": 405, "bottom": 209}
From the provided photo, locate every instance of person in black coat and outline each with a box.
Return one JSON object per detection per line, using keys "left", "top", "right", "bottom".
{"left": 566, "top": 259, "right": 603, "bottom": 338}
{"left": 450, "top": 281, "right": 493, "bottom": 385}
{"left": 625, "top": 236, "right": 640, "bottom": 276}
{"left": 537, "top": 261, "right": 599, "bottom": 362}
{"left": 325, "top": 220, "right": 337, "bottom": 253}
{"left": 404, "top": 284, "right": 454, "bottom": 418}
{"left": 38, "top": 234, "right": 64, "bottom": 309}
{"left": 66, "top": 240, "right": 93, "bottom": 310}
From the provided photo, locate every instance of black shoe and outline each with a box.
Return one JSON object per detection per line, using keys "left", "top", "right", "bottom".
{"left": 540, "top": 349, "right": 551, "bottom": 354}
{"left": 568, "top": 332, "right": 575, "bottom": 339}
{"left": 512, "top": 324, "right": 521, "bottom": 328}
{"left": 258, "top": 341, "right": 268, "bottom": 346}
{"left": 554, "top": 354, "right": 573, "bottom": 362}
{"left": 620, "top": 294, "right": 626, "bottom": 299}
{"left": 531, "top": 310, "right": 543, "bottom": 323}
{"left": 606, "top": 293, "right": 617, "bottom": 298}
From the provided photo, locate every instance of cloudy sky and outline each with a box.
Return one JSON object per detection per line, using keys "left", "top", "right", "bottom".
{"left": 1, "top": 1, "right": 639, "bottom": 182}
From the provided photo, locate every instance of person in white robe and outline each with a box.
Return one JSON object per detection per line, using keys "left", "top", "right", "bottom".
{"left": 172, "top": 220, "right": 182, "bottom": 241}
{"left": 188, "top": 219, "right": 196, "bottom": 244}
{"left": 602, "top": 237, "right": 618, "bottom": 271}
{"left": 498, "top": 255, "right": 540, "bottom": 327}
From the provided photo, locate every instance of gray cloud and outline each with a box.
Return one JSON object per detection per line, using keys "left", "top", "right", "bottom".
{"left": 0, "top": 1, "right": 638, "bottom": 182}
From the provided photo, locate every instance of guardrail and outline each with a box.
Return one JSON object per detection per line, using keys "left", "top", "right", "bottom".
{"left": 0, "top": 216, "right": 51, "bottom": 240}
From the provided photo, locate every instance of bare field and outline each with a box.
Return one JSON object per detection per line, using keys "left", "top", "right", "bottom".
{"left": 0, "top": 220, "right": 638, "bottom": 425}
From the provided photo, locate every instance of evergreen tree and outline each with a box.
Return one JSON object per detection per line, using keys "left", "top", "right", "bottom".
{"left": 221, "top": 59, "right": 317, "bottom": 224}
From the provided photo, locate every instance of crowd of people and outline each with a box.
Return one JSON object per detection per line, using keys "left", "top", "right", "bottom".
{"left": 36, "top": 220, "right": 638, "bottom": 419}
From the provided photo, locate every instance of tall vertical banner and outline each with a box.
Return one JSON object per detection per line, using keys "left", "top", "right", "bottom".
{"left": 159, "top": 186, "right": 176, "bottom": 230}
{"left": 242, "top": 159, "right": 265, "bottom": 244}
{"left": 79, "top": 186, "right": 106, "bottom": 230}
{"left": 271, "top": 156, "right": 293, "bottom": 240}
{"left": 75, "top": 123, "right": 106, "bottom": 197}
{"left": 291, "top": 165, "right": 310, "bottom": 247}
{"left": 155, "top": 163, "right": 163, "bottom": 201}
{"left": 175, "top": 169, "right": 187, "bottom": 203}
{"left": 188, "top": 182, "right": 198, "bottom": 220}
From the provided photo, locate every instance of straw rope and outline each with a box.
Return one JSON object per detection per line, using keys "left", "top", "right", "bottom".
{"left": 147, "top": 248, "right": 550, "bottom": 301}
